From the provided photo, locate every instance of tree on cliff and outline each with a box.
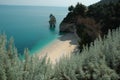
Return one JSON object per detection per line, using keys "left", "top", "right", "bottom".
{"left": 73, "top": 2, "right": 86, "bottom": 16}
{"left": 68, "top": 5, "right": 74, "bottom": 12}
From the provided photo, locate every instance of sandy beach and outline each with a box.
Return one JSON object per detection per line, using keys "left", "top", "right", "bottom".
{"left": 35, "top": 33, "right": 78, "bottom": 64}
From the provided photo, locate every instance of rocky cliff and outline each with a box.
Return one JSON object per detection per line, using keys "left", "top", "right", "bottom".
{"left": 99, "top": 0, "right": 119, "bottom": 4}
{"left": 59, "top": 0, "right": 120, "bottom": 51}
{"left": 60, "top": 14, "right": 101, "bottom": 51}
{"left": 60, "top": 23, "right": 75, "bottom": 32}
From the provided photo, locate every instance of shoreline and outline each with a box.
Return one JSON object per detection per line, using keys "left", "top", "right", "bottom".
{"left": 31, "top": 37, "right": 57, "bottom": 54}
{"left": 34, "top": 33, "right": 78, "bottom": 64}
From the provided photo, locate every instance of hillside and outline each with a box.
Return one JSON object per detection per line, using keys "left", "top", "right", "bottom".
{"left": 99, "top": 0, "right": 119, "bottom": 4}
{"left": 0, "top": 27, "right": 120, "bottom": 80}
{"left": 59, "top": 0, "right": 120, "bottom": 51}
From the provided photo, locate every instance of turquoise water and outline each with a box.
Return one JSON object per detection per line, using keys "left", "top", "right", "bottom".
{"left": 0, "top": 5, "right": 67, "bottom": 55}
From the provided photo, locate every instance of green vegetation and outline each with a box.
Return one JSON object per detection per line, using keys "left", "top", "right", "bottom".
{"left": 99, "top": 0, "right": 119, "bottom": 4}
{"left": 87, "top": 0, "right": 120, "bottom": 34}
{"left": 73, "top": 3, "right": 86, "bottom": 16}
{"left": 68, "top": 5, "right": 74, "bottom": 12}
{"left": 66, "top": 0, "right": 120, "bottom": 34}
{"left": 61, "top": 0, "right": 120, "bottom": 51}
{"left": 0, "top": 27, "right": 120, "bottom": 79}
{"left": 0, "top": 34, "right": 53, "bottom": 80}
{"left": 1, "top": 0, "right": 120, "bottom": 79}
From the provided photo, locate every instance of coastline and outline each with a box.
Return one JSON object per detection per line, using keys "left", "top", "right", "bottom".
{"left": 34, "top": 33, "right": 78, "bottom": 64}
{"left": 30, "top": 37, "right": 57, "bottom": 54}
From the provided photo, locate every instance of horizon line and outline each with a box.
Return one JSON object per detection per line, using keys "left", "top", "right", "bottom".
{"left": 0, "top": 4, "right": 70, "bottom": 8}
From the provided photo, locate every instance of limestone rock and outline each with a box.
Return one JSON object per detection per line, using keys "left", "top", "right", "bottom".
{"left": 49, "top": 14, "right": 56, "bottom": 27}
{"left": 59, "top": 23, "right": 75, "bottom": 33}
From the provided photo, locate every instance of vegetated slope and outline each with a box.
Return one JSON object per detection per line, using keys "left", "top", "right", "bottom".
{"left": 99, "top": 0, "right": 119, "bottom": 4}
{"left": 60, "top": 0, "right": 120, "bottom": 51}
{"left": 0, "top": 27, "right": 120, "bottom": 80}
{"left": 54, "top": 28, "right": 120, "bottom": 80}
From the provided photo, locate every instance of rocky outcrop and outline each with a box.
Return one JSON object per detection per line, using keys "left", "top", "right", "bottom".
{"left": 59, "top": 0, "right": 120, "bottom": 51}
{"left": 59, "top": 15, "right": 101, "bottom": 37}
{"left": 59, "top": 12, "right": 77, "bottom": 33}
{"left": 76, "top": 17, "right": 101, "bottom": 38}
{"left": 49, "top": 14, "right": 56, "bottom": 27}
{"left": 76, "top": 17, "right": 102, "bottom": 51}
{"left": 59, "top": 23, "right": 75, "bottom": 33}
{"left": 99, "top": 0, "right": 119, "bottom": 4}
{"left": 59, "top": 15, "right": 102, "bottom": 51}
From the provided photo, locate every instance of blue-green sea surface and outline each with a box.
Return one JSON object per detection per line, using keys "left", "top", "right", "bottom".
{"left": 0, "top": 5, "right": 67, "bottom": 55}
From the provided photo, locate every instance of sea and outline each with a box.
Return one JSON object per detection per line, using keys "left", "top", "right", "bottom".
{"left": 0, "top": 5, "right": 67, "bottom": 55}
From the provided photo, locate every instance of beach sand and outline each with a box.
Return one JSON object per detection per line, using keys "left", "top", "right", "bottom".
{"left": 35, "top": 33, "right": 78, "bottom": 64}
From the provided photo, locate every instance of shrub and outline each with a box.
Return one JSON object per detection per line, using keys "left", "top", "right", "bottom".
{"left": 52, "top": 28, "right": 120, "bottom": 80}
{"left": 0, "top": 34, "right": 53, "bottom": 80}
{"left": 0, "top": 27, "right": 120, "bottom": 80}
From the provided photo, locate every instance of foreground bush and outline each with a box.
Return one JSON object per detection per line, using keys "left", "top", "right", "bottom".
{"left": 53, "top": 28, "right": 120, "bottom": 80}
{"left": 0, "top": 27, "right": 120, "bottom": 80}
{"left": 0, "top": 34, "right": 53, "bottom": 80}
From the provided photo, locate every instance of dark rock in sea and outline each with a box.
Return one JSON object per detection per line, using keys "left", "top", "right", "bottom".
{"left": 49, "top": 14, "right": 56, "bottom": 28}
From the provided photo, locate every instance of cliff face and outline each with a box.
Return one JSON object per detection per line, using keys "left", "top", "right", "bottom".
{"left": 60, "top": 15, "right": 102, "bottom": 52}
{"left": 60, "top": 23, "right": 75, "bottom": 32}
{"left": 60, "top": 0, "right": 120, "bottom": 33}
{"left": 59, "top": 0, "right": 120, "bottom": 51}
{"left": 59, "top": 12, "right": 77, "bottom": 33}
{"left": 99, "top": 0, "right": 119, "bottom": 4}
{"left": 59, "top": 13, "right": 101, "bottom": 38}
{"left": 59, "top": 0, "right": 120, "bottom": 35}
{"left": 76, "top": 17, "right": 101, "bottom": 38}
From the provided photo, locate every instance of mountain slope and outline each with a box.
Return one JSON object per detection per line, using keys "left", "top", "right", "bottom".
{"left": 99, "top": 0, "right": 119, "bottom": 4}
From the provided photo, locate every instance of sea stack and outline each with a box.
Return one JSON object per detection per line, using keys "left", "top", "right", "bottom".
{"left": 49, "top": 14, "right": 56, "bottom": 28}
